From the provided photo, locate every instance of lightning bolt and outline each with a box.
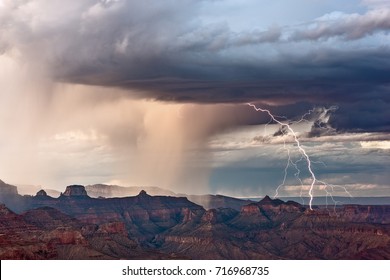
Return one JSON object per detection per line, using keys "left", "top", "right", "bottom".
{"left": 247, "top": 103, "right": 350, "bottom": 211}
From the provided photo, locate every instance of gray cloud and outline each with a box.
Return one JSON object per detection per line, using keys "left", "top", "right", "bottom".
{"left": 1, "top": 1, "right": 389, "bottom": 134}
{"left": 0, "top": 0, "right": 389, "bottom": 194}
{"left": 291, "top": 8, "right": 390, "bottom": 41}
{"left": 1, "top": 1, "right": 389, "bottom": 97}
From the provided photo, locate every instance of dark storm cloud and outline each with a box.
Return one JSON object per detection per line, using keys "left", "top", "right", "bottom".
{"left": 1, "top": 0, "right": 389, "bottom": 133}
{"left": 329, "top": 99, "right": 390, "bottom": 132}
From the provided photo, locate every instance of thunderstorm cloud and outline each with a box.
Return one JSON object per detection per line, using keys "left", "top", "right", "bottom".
{"left": 0, "top": 0, "right": 389, "bottom": 196}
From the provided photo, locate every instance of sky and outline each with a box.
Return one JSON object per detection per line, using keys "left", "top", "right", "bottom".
{"left": 0, "top": 0, "right": 389, "bottom": 197}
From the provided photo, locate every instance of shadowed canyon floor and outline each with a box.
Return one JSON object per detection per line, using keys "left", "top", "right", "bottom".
{"left": 1, "top": 180, "right": 389, "bottom": 259}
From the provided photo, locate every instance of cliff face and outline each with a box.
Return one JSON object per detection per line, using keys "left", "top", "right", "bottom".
{"left": 27, "top": 187, "right": 205, "bottom": 241}
{"left": 0, "top": 180, "right": 18, "bottom": 196}
{"left": 339, "top": 205, "right": 390, "bottom": 223}
{"left": 0, "top": 204, "right": 88, "bottom": 259}
{"left": 62, "top": 185, "right": 88, "bottom": 197}
{"left": 1, "top": 181, "right": 390, "bottom": 260}
{"left": 0, "top": 204, "right": 186, "bottom": 260}
{"left": 157, "top": 197, "right": 390, "bottom": 260}
{"left": 0, "top": 180, "right": 28, "bottom": 213}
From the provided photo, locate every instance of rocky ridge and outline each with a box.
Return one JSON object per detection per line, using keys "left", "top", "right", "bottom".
{"left": 0, "top": 181, "right": 389, "bottom": 259}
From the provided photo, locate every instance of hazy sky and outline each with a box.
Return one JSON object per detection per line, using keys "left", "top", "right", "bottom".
{"left": 0, "top": 0, "right": 389, "bottom": 197}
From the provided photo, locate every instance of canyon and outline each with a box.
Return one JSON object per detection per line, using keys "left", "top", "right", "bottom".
{"left": 1, "top": 179, "right": 389, "bottom": 259}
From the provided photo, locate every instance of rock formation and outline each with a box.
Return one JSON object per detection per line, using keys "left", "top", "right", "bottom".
{"left": 0, "top": 179, "right": 389, "bottom": 260}
{"left": 62, "top": 185, "right": 89, "bottom": 197}
{"left": 0, "top": 179, "right": 18, "bottom": 196}
{"left": 36, "top": 190, "right": 48, "bottom": 197}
